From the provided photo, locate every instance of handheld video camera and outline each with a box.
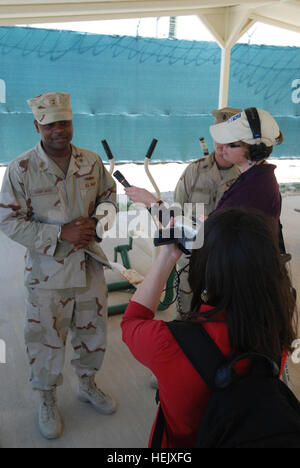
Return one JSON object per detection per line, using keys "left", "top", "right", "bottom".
{"left": 153, "top": 217, "right": 203, "bottom": 255}
{"left": 113, "top": 170, "right": 203, "bottom": 255}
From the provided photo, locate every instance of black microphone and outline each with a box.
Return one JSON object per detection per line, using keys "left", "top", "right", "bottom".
{"left": 113, "top": 170, "right": 131, "bottom": 188}
{"left": 113, "top": 170, "right": 157, "bottom": 226}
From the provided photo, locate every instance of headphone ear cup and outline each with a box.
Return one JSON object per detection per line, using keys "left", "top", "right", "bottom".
{"left": 249, "top": 143, "right": 269, "bottom": 161}
{"left": 249, "top": 145, "right": 258, "bottom": 161}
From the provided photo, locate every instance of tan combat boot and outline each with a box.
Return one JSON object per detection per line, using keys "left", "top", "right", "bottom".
{"left": 78, "top": 376, "right": 117, "bottom": 415}
{"left": 38, "top": 388, "right": 63, "bottom": 440}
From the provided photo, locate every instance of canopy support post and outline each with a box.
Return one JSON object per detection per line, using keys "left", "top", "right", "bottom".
{"left": 218, "top": 45, "right": 232, "bottom": 108}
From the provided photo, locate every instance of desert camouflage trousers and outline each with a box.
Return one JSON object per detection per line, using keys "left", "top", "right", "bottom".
{"left": 24, "top": 257, "right": 108, "bottom": 391}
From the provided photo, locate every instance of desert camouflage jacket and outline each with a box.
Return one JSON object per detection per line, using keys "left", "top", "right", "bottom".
{"left": 174, "top": 152, "right": 240, "bottom": 216}
{"left": 0, "top": 142, "right": 116, "bottom": 289}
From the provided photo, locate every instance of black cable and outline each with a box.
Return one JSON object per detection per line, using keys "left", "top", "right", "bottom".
{"left": 159, "top": 262, "right": 190, "bottom": 309}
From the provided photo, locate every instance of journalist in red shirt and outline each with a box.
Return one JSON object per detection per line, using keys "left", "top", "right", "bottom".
{"left": 121, "top": 209, "right": 297, "bottom": 448}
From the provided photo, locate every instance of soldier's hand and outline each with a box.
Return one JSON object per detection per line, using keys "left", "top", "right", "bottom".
{"left": 60, "top": 217, "right": 96, "bottom": 250}
{"left": 74, "top": 216, "right": 97, "bottom": 230}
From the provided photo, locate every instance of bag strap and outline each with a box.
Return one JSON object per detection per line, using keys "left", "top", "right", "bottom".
{"left": 166, "top": 320, "right": 236, "bottom": 390}
{"left": 150, "top": 401, "right": 166, "bottom": 448}
{"left": 151, "top": 320, "right": 282, "bottom": 447}
{"left": 151, "top": 319, "right": 233, "bottom": 448}
{"left": 167, "top": 321, "right": 281, "bottom": 387}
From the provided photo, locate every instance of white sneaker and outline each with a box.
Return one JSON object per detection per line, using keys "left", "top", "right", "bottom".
{"left": 38, "top": 389, "right": 63, "bottom": 440}
{"left": 78, "top": 376, "right": 117, "bottom": 415}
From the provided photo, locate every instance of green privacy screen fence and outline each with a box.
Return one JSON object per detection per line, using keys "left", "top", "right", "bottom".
{"left": 0, "top": 26, "right": 299, "bottom": 164}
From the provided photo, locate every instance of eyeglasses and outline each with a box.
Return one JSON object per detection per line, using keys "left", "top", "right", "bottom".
{"left": 227, "top": 143, "right": 242, "bottom": 148}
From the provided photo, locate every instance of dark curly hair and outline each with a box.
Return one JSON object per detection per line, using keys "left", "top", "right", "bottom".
{"left": 188, "top": 208, "right": 297, "bottom": 362}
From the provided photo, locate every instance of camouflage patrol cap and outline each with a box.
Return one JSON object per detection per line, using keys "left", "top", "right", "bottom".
{"left": 212, "top": 107, "right": 242, "bottom": 124}
{"left": 27, "top": 92, "right": 72, "bottom": 125}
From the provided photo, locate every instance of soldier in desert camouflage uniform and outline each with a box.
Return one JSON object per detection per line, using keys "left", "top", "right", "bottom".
{"left": 0, "top": 92, "right": 117, "bottom": 440}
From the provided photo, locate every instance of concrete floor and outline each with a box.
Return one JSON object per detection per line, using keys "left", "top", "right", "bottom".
{"left": 0, "top": 194, "right": 299, "bottom": 448}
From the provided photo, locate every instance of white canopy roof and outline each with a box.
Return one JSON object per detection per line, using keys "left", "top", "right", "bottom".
{"left": 0, "top": 0, "right": 300, "bottom": 106}
{"left": 0, "top": 1, "right": 299, "bottom": 35}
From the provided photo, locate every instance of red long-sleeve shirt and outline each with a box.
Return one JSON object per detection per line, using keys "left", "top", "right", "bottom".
{"left": 121, "top": 300, "right": 287, "bottom": 448}
{"left": 121, "top": 301, "right": 252, "bottom": 448}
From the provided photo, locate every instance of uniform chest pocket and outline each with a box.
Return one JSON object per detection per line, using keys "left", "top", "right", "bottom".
{"left": 29, "top": 187, "right": 61, "bottom": 221}
{"left": 189, "top": 190, "right": 211, "bottom": 205}
{"left": 79, "top": 178, "right": 98, "bottom": 193}
{"left": 30, "top": 187, "right": 58, "bottom": 197}
{"left": 78, "top": 178, "right": 98, "bottom": 216}
{"left": 79, "top": 179, "right": 98, "bottom": 203}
